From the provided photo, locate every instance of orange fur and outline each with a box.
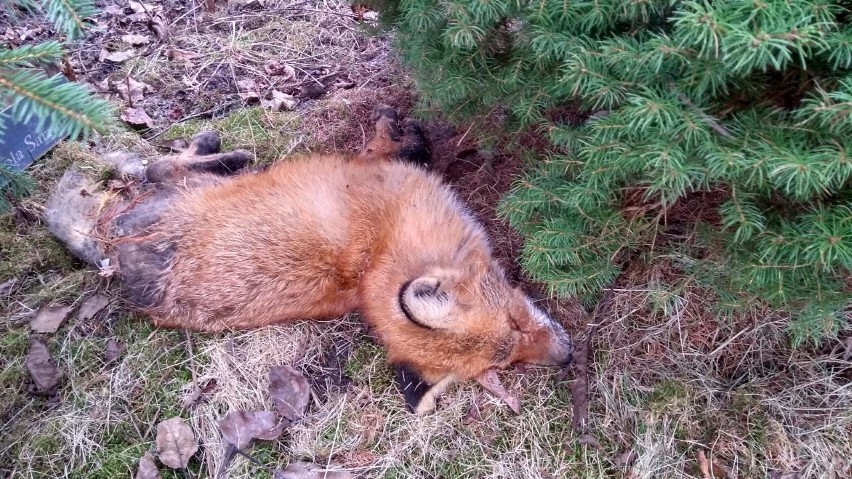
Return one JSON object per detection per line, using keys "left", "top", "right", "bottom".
{"left": 47, "top": 107, "right": 572, "bottom": 409}
{"left": 143, "top": 153, "right": 571, "bottom": 385}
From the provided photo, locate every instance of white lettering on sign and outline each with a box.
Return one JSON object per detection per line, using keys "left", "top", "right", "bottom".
{"left": 1, "top": 149, "right": 26, "bottom": 168}
{"left": 24, "top": 130, "right": 55, "bottom": 152}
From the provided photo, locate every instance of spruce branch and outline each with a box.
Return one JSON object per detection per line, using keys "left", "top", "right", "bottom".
{"left": 0, "top": 42, "right": 65, "bottom": 67}
{"left": 0, "top": 163, "right": 35, "bottom": 214}
{"left": 377, "top": 0, "right": 852, "bottom": 344}
{"left": 0, "top": 69, "right": 115, "bottom": 139}
{"left": 42, "top": 0, "right": 97, "bottom": 40}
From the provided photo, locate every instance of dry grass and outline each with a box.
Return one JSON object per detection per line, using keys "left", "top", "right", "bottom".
{"left": 2, "top": 0, "right": 851, "bottom": 478}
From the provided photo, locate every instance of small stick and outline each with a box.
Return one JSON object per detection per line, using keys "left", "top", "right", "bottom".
{"left": 568, "top": 284, "right": 617, "bottom": 435}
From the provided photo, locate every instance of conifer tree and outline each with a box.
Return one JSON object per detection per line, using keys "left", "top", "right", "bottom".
{"left": 1, "top": 0, "right": 114, "bottom": 213}
{"left": 371, "top": 0, "right": 852, "bottom": 344}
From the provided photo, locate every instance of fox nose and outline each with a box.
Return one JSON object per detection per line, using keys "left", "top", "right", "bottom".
{"left": 549, "top": 325, "right": 573, "bottom": 363}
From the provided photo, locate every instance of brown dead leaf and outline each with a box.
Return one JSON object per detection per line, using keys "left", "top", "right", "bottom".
{"left": 156, "top": 417, "right": 198, "bottom": 469}
{"left": 27, "top": 339, "right": 62, "bottom": 395}
{"left": 181, "top": 378, "right": 217, "bottom": 409}
{"left": 99, "top": 49, "right": 136, "bottom": 63}
{"left": 129, "top": 1, "right": 161, "bottom": 14}
{"left": 103, "top": 5, "right": 124, "bottom": 15}
{"left": 474, "top": 369, "right": 521, "bottom": 414}
{"left": 30, "top": 305, "right": 73, "bottom": 333}
{"left": 114, "top": 76, "right": 151, "bottom": 104}
{"left": 268, "top": 365, "right": 310, "bottom": 421}
{"left": 273, "top": 462, "right": 352, "bottom": 479}
{"left": 263, "top": 60, "right": 295, "bottom": 79}
{"left": 261, "top": 90, "right": 298, "bottom": 112}
{"left": 136, "top": 452, "right": 161, "bottom": 479}
{"left": 697, "top": 450, "right": 733, "bottom": 479}
{"left": 698, "top": 450, "right": 712, "bottom": 479}
{"left": 106, "top": 338, "right": 126, "bottom": 363}
{"left": 219, "top": 410, "right": 286, "bottom": 449}
{"left": 165, "top": 48, "right": 197, "bottom": 62}
{"left": 76, "top": 294, "right": 110, "bottom": 322}
{"left": 237, "top": 78, "right": 261, "bottom": 103}
{"left": 98, "top": 258, "right": 118, "bottom": 278}
{"left": 122, "top": 34, "right": 151, "bottom": 45}
{"left": 237, "top": 78, "right": 259, "bottom": 90}
{"left": 121, "top": 108, "right": 155, "bottom": 128}
{"left": 260, "top": 90, "right": 299, "bottom": 111}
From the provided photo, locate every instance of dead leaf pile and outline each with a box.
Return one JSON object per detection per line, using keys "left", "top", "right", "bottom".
{"left": 26, "top": 339, "right": 62, "bottom": 395}
{"left": 216, "top": 365, "right": 312, "bottom": 476}
{"left": 3, "top": 26, "right": 44, "bottom": 45}
{"left": 156, "top": 417, "right": 198, "bottom": 469}
{"left": 30, "top": 305, "right": 73, "bottom": 333}
{"left": 128, "top": 1, "right": 169, "bottom": 40}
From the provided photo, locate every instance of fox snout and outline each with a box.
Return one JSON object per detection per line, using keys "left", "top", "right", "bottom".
{"left": 529, "top": 326, "right": 573, "bottom": 366}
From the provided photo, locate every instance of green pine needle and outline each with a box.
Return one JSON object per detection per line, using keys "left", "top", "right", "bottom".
{"left": 0, "top": 42, "right": 65, "bottom": 67}
{"left": 0, "top": 69, "right": 115, "bottom": 140}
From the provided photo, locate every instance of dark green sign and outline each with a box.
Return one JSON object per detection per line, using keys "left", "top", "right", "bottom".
{"left": 0, "top": 107, "right": 66, "bottom": 175}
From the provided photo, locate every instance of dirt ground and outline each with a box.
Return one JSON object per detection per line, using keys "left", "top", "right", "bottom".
{"left": 2, "top": 1, "right": 851, "bottom": 478}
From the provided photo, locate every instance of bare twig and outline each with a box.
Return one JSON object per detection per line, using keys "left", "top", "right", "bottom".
{"left": 668, "top": 80, "right": 733, "bottom": 139}
{"left": 568, "top": 283, "right": 618, "bottom": 435}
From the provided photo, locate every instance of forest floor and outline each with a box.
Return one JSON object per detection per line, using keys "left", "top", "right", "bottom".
{"left": 1, "top": 1, "right": 850, "bottom": 478}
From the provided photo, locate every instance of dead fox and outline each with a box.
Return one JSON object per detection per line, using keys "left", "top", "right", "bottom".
{"left": 45, "top": 105, "right": 572, "bottom": 413}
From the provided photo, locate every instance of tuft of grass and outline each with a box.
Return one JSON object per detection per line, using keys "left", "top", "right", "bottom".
{"left": 163, "top": 107, "right": 303, "bottom": 165}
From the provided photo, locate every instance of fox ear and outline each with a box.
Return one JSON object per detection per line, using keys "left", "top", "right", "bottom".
{"left": 393, "top": 364, "right": 456, "bottom": 414}
{"left": 399, "top": 276, "right": 454, "bottom": 329}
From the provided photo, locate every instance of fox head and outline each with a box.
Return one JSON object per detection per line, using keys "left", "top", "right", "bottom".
{"left": 362, "top": 257, "right": 573, "bottom": 414}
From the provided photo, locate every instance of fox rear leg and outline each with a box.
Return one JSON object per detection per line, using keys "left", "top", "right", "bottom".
{"left": 145, "top": 131, "right": 253, "bottom": 183}
{"left": 356, "top": 104, "right": 429, "bottom": 166}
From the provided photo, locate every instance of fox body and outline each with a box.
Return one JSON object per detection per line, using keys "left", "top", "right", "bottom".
{"left": 46, "top": 106, "right": 572, "bottom": 413}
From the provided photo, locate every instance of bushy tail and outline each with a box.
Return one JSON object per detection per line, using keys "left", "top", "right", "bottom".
{"left": 45, "top": 168, "right": 107, "bottom": 267}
